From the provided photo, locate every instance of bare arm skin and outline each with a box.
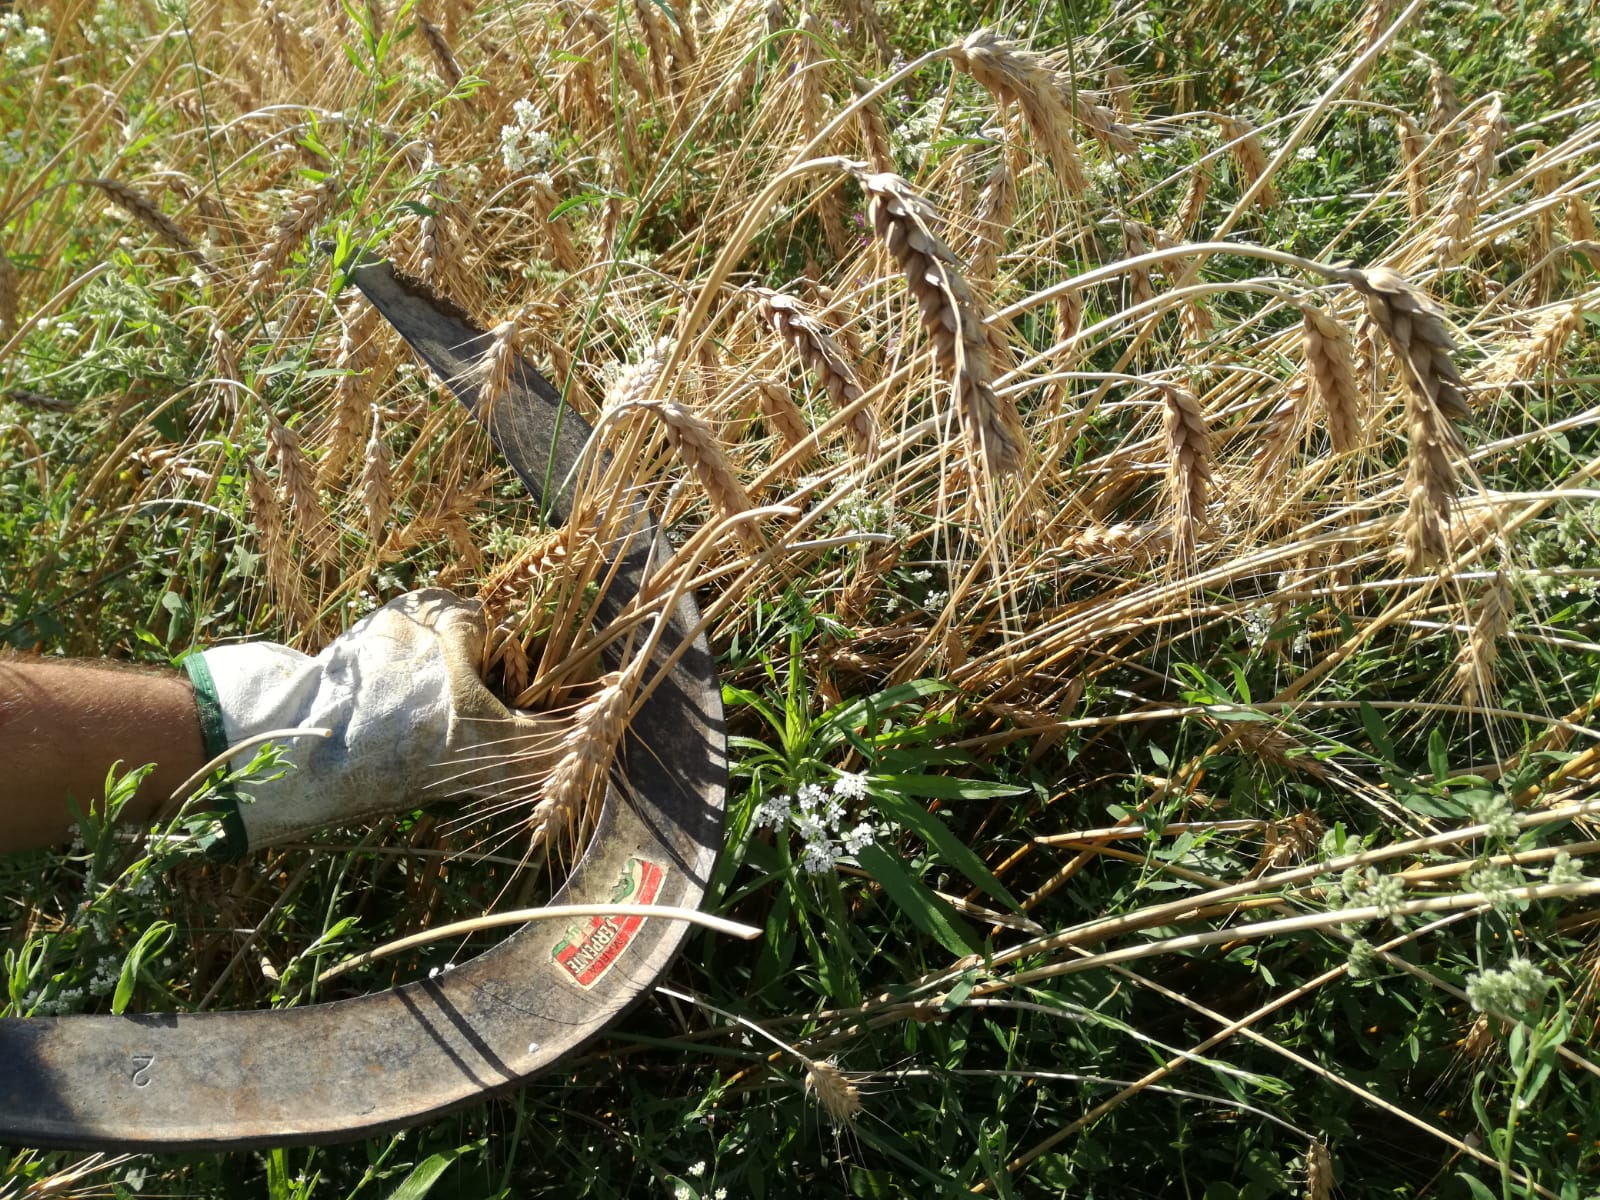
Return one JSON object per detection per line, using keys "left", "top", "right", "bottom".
{"left": 0, "top": 658, "right": 206, "bottom": 852}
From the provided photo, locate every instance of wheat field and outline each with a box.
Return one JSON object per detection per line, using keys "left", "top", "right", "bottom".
{"left": 3, "top": 0, "right": 1600, "bottom": 1194}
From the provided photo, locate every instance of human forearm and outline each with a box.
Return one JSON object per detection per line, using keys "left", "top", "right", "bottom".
{"left": 0, "top": 658, "right": 205, "bottom": 851}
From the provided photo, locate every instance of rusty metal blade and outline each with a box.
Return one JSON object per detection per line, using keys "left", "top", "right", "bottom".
{"left": 0, "top": 261, "right": 725, "bottom": 1150}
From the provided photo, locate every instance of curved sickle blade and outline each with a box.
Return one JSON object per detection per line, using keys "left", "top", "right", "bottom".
{"left": 0, "top": 262, "right": 726, "bottom": 1150}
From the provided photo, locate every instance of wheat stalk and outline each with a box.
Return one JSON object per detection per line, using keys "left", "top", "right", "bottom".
{"left": 1432, "top": 94, "right": 1507, "bottom": 267}
{"left": 1161, "top": 385, "right": 1212, "bottom": 562}
{"left": 949, "top": 29, "right": 1087, "bottom": 193}
{"left": 1299, "top": 303, "right": 1363, "bottom": 455}
{"left": 859, "top": 170, "right": 1026, "bottom": 476}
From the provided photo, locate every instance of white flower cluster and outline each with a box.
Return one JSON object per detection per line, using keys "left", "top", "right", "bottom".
{"left": 1, "top": 12, "right": 49, "bottom": 67}
{"left": 499, "top": 98, "right": 555, "bottom": 175}
{"left": 755, "top": 774, "right": 877, "bottom": 875}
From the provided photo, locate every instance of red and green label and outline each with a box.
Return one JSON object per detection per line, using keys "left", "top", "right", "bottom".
{"left": 552, "top": 857, "right": 665, "bottom": 988}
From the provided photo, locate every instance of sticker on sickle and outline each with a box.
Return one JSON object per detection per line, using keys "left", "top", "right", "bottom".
{"left": 553, "top": 857, "right": 665, "bottom": 988}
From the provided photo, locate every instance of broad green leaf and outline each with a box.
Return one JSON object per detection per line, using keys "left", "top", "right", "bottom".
{"left": 113, "top": 919, "right": 173, "bottom": 1015}
{"left": 1360, "top": 702, "right": 1395, "bottom": 762}
{"left": 875, "top": 774, "right": 1025, "bottom": 801}
{"left": 871, "top": 787, "right": 1020, "bottom": 911}
{"left": 855, "top": 843, "right": 979, "bottom": 956}
{"left": 388, "top": 1145, "right": 475, "bottom": 1200}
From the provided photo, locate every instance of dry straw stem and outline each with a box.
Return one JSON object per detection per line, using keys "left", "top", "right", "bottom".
{"left": 752, "top": 288, "right": 873, "bottom": 459}
{"left": 84, "top": 177, "right": 197, "bottom": 254}
{"left": 1160, "top": 385, "right": 1211, "bottom": 562}
{"left": 0, "top": 249, "right": 16, "bottom": 337}
{"left": 1298, "top": 303, "right": 1362, "bottom": 454}
{"left": 859, "top": 170, "right": 1026, "bottom": 476}
{"left": 247, "top": 178, "right": 340, "bottom": 296}
{"left": 1215, "top": 116, "right": 1277, "bottom": 208}
{"left": 948, "top": 29, "right": 1087, "bottom": 193}
{"left": 1452, "top": 569, "right": 1512, "bottom": 708}
{"left": 530, "top": 669, "right": 632, "bottom": 850}
{"left": 1432, "top": 93, "right": 1508, "bottom": 267}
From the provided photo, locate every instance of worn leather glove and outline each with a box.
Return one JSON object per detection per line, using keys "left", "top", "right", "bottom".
{"left": 184, "top": 589, "right": 560, "bottom": 856}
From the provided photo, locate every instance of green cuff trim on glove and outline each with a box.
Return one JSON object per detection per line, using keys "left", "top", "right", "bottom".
{"left": 184, "top": 653, "right": 230, "bottom": 760}
{"left": 183, "top": 654, "right": 249, "bottom": 861}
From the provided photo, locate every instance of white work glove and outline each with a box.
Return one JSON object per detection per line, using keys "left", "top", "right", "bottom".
{"left": 183, "top": 589, "right": 559, "bottom": 856}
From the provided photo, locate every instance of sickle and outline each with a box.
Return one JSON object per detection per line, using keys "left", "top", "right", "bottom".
{"left": 0, "top": 261, "right": 726, "bottom": 1150}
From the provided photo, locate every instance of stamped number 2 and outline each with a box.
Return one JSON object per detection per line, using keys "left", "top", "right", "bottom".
{"left": 129, "top": 1053, "right": 155, "bottom": 1088}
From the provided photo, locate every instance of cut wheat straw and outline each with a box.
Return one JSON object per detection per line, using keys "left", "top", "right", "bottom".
{"left": 859, "top": 171, "right": 1026, "bottom": 476}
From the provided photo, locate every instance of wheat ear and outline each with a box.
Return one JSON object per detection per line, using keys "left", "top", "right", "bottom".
{"left": 752, "top": 379, "right": 814, "bottom": 460}
{"left": 1304, "top": 1139, "right": 1333, "bottom": 1200}
{"left": 1350, "top": 266, "right": 1468, "bottom": 568}
{"left": 85, "top": 177, "right": 197, "bottom": 254}
{"left": 1216, "top": 116, "right": 1277, "bottom": 208}
{"left": 804, "top": 1058, "right": 863, "bottom": 1125}
{"left": 320, "top": 301, "right": 381, "bottom": 486}
{"left": 1432, "top": 94, "right": 1507, "bottom": 267}
{"left": 1299, "top": 303, "right": 1363, "bottom": 455}
{"left": 1398, "top": 114, "right": 1430, "bottom": 222}
{"left": 753, "top": 288, "right": 874, "bottom": 460}
{"left": 417, "top": 13, "right": 463, "bottom": 88}
{"left": 949, "top": 29, "right": 1087, "bottom": 193}
{"left": 1427, "top": 59, "right": 1461, "bottom": 132}
{"left": 647, "top": 399, "right": 757, "bottom": 540}
{"left": 0, "top": 250, "right": 16, "bottom": 338}
{"left": 247, "top": 179, "right": 340, "bottom": 297}
{"left": 1161, "top": 385, "right": 1212, "bottom": 562}
{"left": 530, "top": 670, "right": 632, "bottom": 850}
{"left": 859, "top": 170, "right": 1026, "bottom": 476}
{"left": 360, "top": 406, "right": 392, "bottom": 548}
{"left": 246, "top": 462, "right": 310, "bottom": 623}
{"left": 1488, "top": 299, "right": 1585, "bottom": 386}
{"left": 1452, "top": 570, "right": 1512, "bottom": 708}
